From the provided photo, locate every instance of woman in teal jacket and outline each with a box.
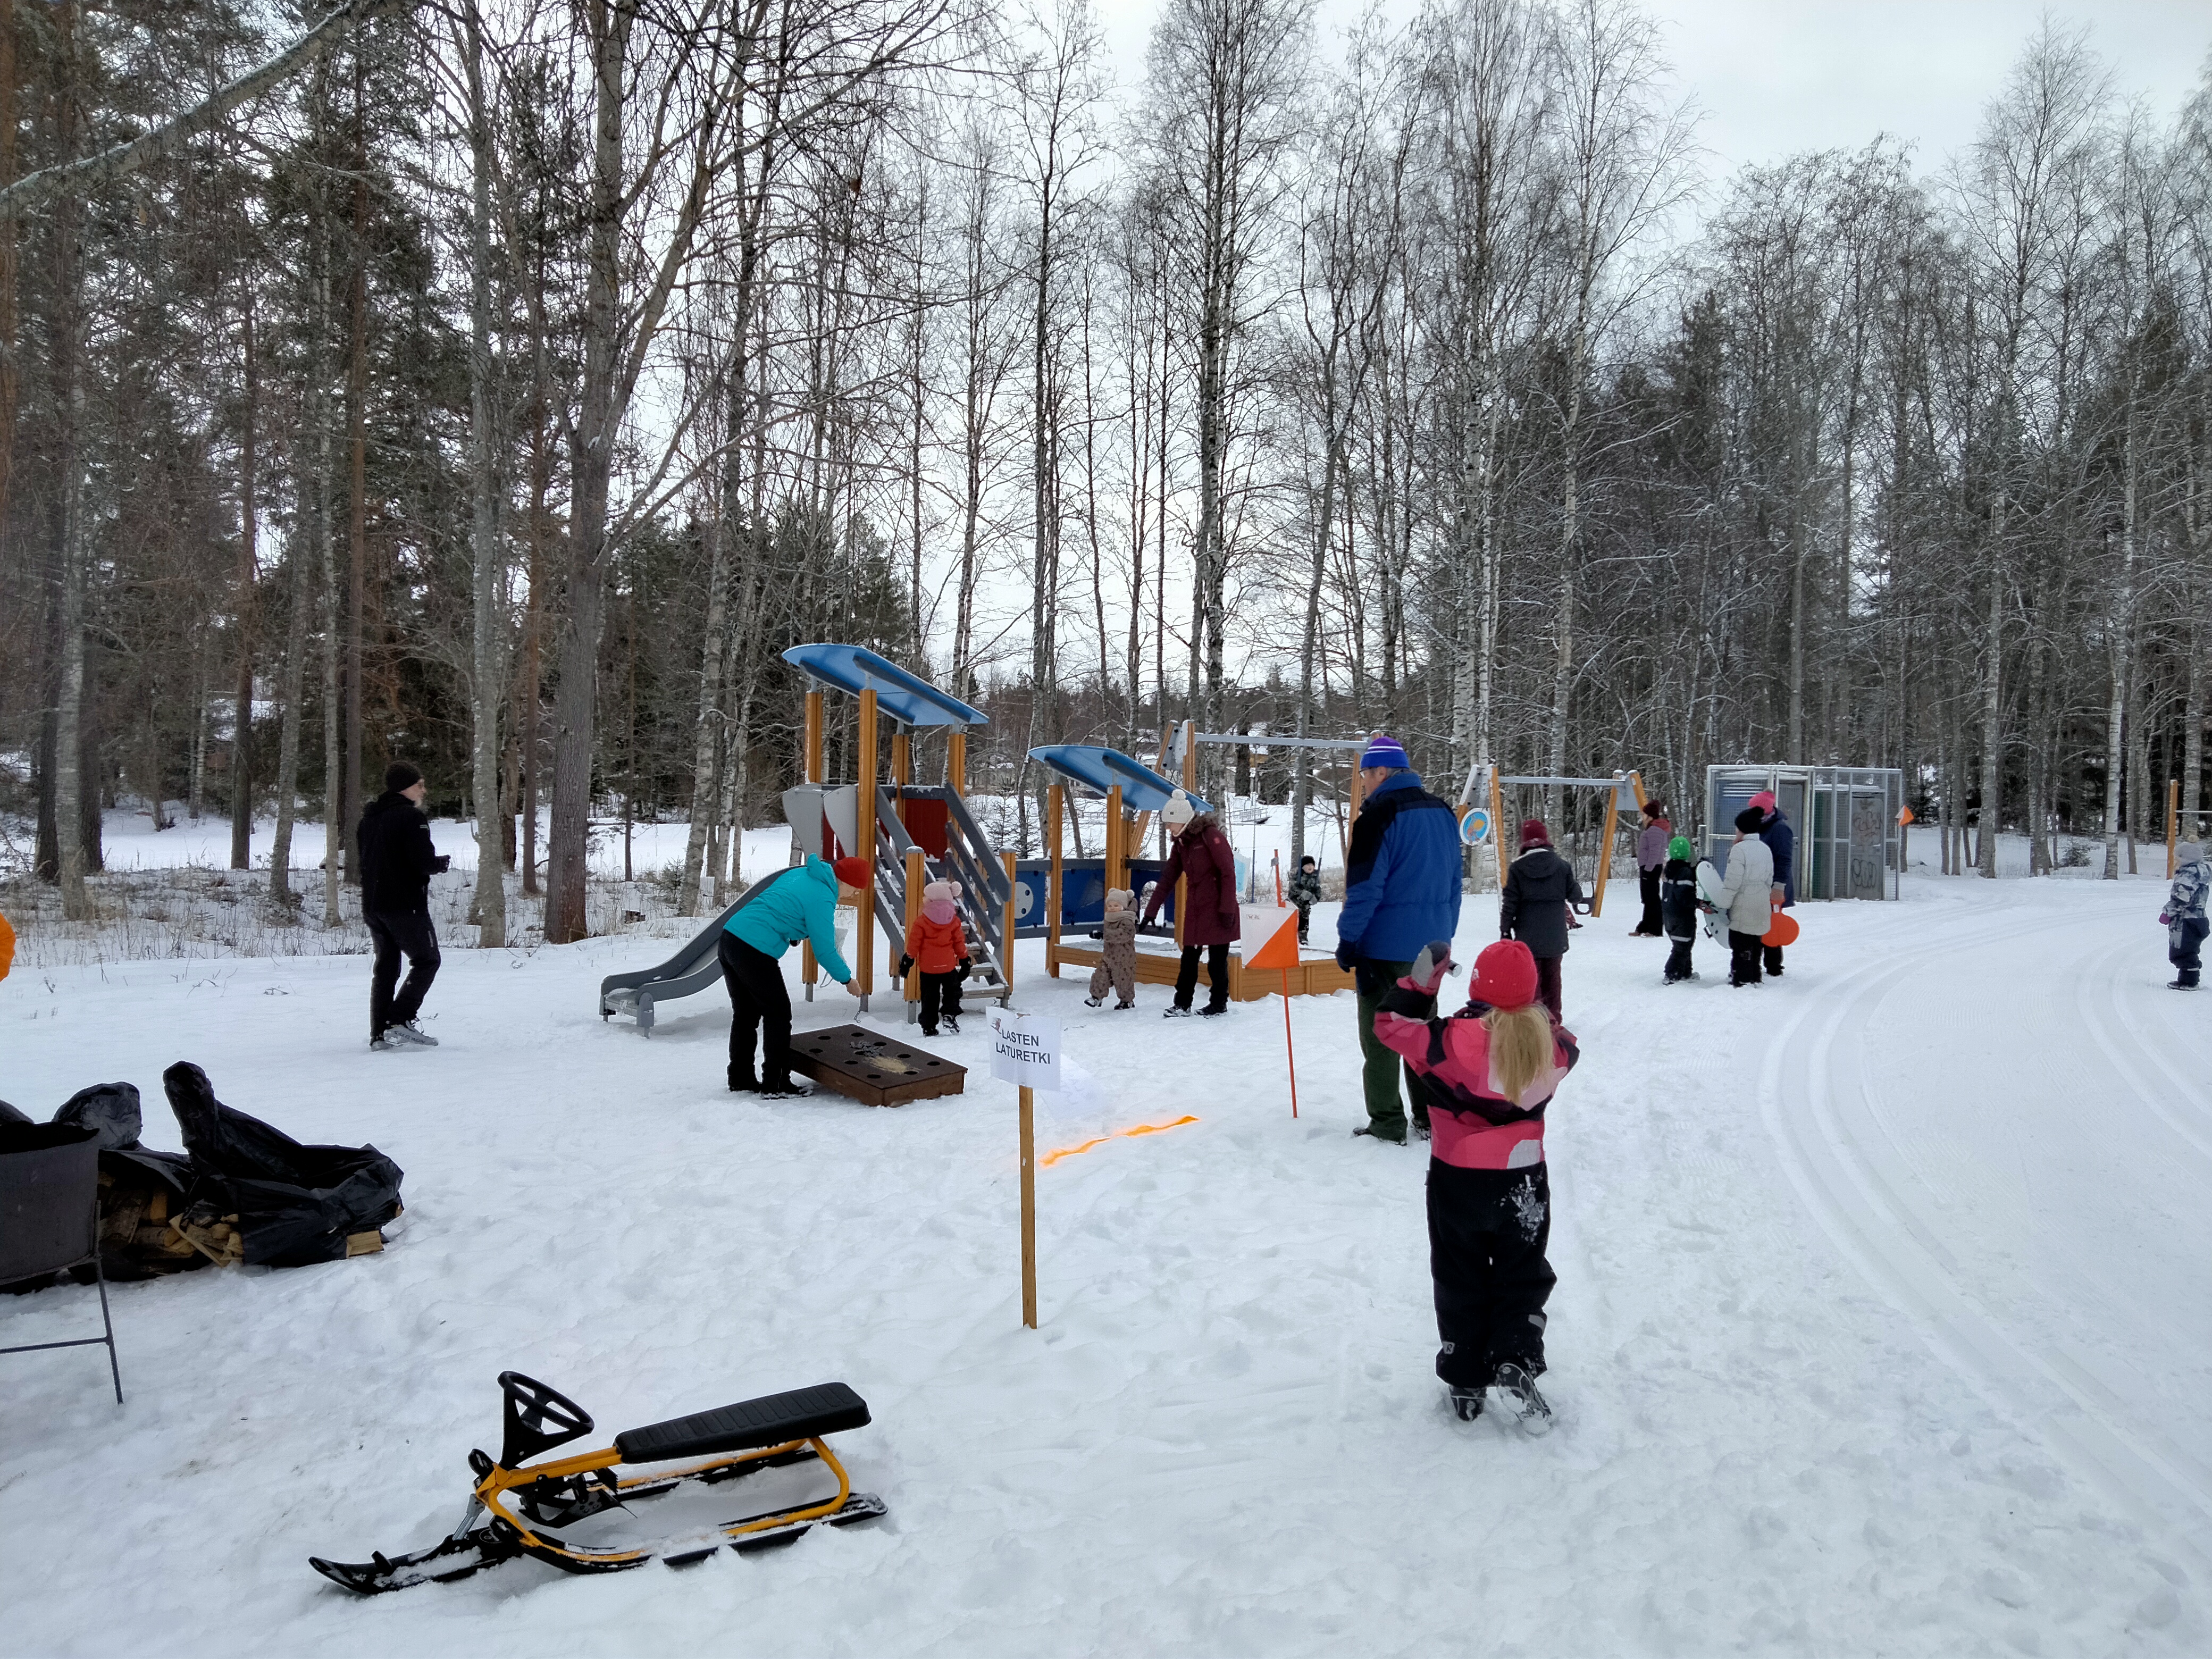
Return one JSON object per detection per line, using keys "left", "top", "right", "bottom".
{"left": 720, "top": 854, "right": 867, "bottom": 1096}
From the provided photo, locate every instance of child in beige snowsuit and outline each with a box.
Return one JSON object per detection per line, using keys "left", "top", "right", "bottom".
{"left": 1085, "top": 887, "right": 1138, "bottom": 1009}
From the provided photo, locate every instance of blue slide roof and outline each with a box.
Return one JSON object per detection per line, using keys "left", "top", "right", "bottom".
{"left": 782, "top": 643, "right": 989, "bottom": 728}
{"left": 1027, "top": 745, "right": 1211, "bottom": 815}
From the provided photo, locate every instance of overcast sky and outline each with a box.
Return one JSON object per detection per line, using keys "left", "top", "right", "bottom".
{"left": 1094, "top": 1, "right": 2211, "bottom": 194}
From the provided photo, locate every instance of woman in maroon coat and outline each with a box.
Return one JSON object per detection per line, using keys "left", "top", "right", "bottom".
{"left": 1140, "top": 790, "right": 1241, "bottom": 1017}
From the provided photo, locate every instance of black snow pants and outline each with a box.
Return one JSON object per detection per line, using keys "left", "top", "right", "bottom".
{"left": 366, "top": 910, "right": 440, "bottom": 1036}
{"left": 1729, "top": 929, "right": 1764, "bottom": 985}
{"left": 1427, "top": 1159, "right": 1555, "bottom": 1387}
{"left": 719, "top": 931, "right": 792, "bottom": 1088}
{"left": 2172, "top": 918, "right": 2209, "bottom": 987}
{"left": 1637, "top": 867, "right": 1663, "bottom": 934}
{"left": 1173, "top": 943, "right": 1230, "bottom": 1012}
{"left": 918, "top": 969, "right": 965, "bottom": 1034}
{"left": 1664, "top": 935, "right": 1695, "bottom": 981}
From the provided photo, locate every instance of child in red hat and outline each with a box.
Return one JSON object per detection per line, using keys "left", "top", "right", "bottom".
{"left": 1372, "top": 937, "right": 1580, "bottom": 1430}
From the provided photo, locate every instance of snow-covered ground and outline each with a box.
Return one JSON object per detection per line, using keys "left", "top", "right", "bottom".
{"left": 3, "top": 868, "right": 2206, "bottom": 1655}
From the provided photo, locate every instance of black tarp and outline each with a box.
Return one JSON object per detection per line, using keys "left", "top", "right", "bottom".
{"left": 161, "top": 1062, "right": 404, "bottom": 1268}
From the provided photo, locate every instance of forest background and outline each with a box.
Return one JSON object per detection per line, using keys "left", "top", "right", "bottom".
{"left": 2, "top": 0, "right": 2210, "bottom": 947}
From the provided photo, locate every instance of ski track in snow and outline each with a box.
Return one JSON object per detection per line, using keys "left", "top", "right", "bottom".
{"left": 2, "top": 872, "right": 2206, "bottom": 1655}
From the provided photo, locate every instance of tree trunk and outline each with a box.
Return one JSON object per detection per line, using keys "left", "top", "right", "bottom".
{"left": 464, "top": 1, "right": 506, "bottom": 947}
{"left": 52, "top": 1, "right": 90, "bottom": 920}
{"left": 341, "top": 58, "right": 367, "bottom": 884}
{"left": 231, "top": 291, "right": 259, "bottom": 870}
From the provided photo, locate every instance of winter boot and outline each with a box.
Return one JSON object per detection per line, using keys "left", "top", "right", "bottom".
{"left": 1199, "top": 1004, "right": 1228, "bottom": 1018}
{"left": 1162, "top": 1006, "right": 1193, "bottom": 1019}
{"left": 1413, "top": 1120, "right": 1433, "bottom": 1143}
{"left": 728, "top": 1069, "right": 758, "bottom": 1094}
{"left": 942, "top": 1013, "right": 960, "bottom": 1035}
{"left": 1449, "top": 1386, "right": 1484, "bottom": 1422}
{"left": 1352, "top": 1123, "right": 1406, "bottom": 1145}
{"left": 1084, "top": 994, "right": 1105, "bottom": 1008}
{"left": 385, "top": 1021, "right": 439, "bottom": 1048}
{"left": 1493, "top": 1362, "right": 1553, "bottom": 1435}
{"left": 2170, "top": 978, "right": 2199, "bottom": 991}
{"left": 757, "top": 1077, "right": 815, "bottom": 1101}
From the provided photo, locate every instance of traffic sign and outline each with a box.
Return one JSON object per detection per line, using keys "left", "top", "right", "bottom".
{"left": 1460, "top": 808, "right": 1491, "bottom": 847}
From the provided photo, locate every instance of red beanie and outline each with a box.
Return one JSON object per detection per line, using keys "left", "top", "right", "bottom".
{"left": 1748, "top": 791, "right": 1777, "bottom": 812}
{"left": 1468, "top": 940, "right": 1539, "bottom": 1011}
{"left": 1518, "top": 818, "right": 1551, "bottom": 847}
{"left": 832, "top": 856, "right": 872, "bottom": 890}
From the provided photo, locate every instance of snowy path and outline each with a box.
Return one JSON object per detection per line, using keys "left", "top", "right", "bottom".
{"left": 2, "top": 874, "right": 2204, "bottom": 1654}
{"left": 1766, "top": 887, "right": 2212, "bottom": 1572}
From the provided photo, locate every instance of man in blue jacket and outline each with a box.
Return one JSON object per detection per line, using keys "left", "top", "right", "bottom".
{"left": 720, "top": 853, "right": 867, "bottom": 1097}
{"left": 1335, "top": 735, "right": 1464, "bottom": 1143}
{"left": 1750, "top": 789, "right": 1795, "bottom": 977}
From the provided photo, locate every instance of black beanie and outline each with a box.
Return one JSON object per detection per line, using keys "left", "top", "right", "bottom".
{"left": 1735, "top": 806, "right": 1766, "bottom": 834}
{"left": 386, "top": 761, "right": 424, "bottom": 794}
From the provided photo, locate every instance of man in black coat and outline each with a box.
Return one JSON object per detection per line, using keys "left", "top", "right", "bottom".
{"left": 357, "top": 761, "right": 450, "bottom": 1049}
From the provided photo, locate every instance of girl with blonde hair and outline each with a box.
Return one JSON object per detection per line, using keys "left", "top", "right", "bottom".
{"left": 1372, "top": 938, "right": 1581, "bottom": 1429}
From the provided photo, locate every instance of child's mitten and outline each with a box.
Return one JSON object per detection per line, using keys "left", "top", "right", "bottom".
{"left": 1406, "top": 940, "right": 1456, "bottom": 994}
{"left": 898, "top": 954, "right": 915, "bottom": 977}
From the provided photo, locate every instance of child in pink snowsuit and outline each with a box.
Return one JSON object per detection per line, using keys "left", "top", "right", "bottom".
{"left": 1373, "top": 937, "right": 1579, "bottom": 1425}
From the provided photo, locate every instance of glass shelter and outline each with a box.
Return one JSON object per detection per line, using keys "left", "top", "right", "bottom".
{"left": 1704, "top": 766, "right": 1905, "bottom": 900}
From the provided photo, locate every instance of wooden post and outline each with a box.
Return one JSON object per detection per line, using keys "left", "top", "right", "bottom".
{"left": 1019, "top": 1084, "right": 1037, "bottom": 1329}
{"left": 891, "top": 730, "right": 911, "bottom": 829}
{"left": 903, "top": 847, "right": 924, "bottom": 1007}
{"left": 1489, "top": 766, "right": 1509, "bottom": 892}
{"left": 2169, "top": 778, "right": 2181, "bottom": 879}
{"left": 1590, "top": 776, "right": 1622, "bottom": 919}
{"left": 1105, "top": 784, "right": 1124, "bottom": 894}
{"left": 1181, "top": 719, "right": 1197, "bottom": 793}
{"left": 1045, "top": 784, "right": 1064, "bottom": 978}
{"left": 1350, "top": 760, "right": 1367, "bottom": 828}
{"left": 948, "top": 731, "right": 967, "bottom": 796}
{"left": 856, "top": 688, "right": 877, "bottom": 1006}
{"left": 1001, "top": 849, "right": 1017, "bottom": 999}
{"left": 802, "top": 688, "right": 824, "bottom": 994}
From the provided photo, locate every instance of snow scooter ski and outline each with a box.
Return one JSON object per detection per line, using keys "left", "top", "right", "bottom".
{"left": 1695, "top": 859, "right": 1728, "bottom": 943}
{"left": 310, "top": 1371, "right": 886, "bottom": 1594}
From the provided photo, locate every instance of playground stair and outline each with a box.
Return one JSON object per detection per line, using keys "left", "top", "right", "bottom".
{"left": 870, "top": 785, "right": 1012, "bottom": 1008}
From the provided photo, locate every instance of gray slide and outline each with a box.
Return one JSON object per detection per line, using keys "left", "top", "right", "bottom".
{"left": 598, "top": 868, "right": 789, "bottom": 1035}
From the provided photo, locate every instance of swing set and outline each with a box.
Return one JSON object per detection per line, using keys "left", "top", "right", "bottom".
{"left": 1461, "top": 764, "right": 1648, "bottom": 916}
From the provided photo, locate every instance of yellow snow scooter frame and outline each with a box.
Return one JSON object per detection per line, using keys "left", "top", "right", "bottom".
{"left": 311, "top": 1371, "right": 885, "bottom": 1593}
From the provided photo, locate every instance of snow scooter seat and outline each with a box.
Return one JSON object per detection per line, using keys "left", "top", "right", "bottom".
{"left": 615, "top": 1382, "right": 871, "bottom": 1463}
{"left": 310, "top": 1371, "right": 885, "bottom": 1594}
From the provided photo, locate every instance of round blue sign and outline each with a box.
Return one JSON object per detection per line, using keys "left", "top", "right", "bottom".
{"left": 1460, "top": 808, "right": 1490, "bottom": 847}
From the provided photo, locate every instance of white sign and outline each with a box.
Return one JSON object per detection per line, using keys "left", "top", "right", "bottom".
{"left": 988, "top": 1009, "right": 1062, "bottom": 1091}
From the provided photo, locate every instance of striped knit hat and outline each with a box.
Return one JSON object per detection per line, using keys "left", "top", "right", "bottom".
{"left": 1359, "top": 733, "right": 1410, "bottom": 770}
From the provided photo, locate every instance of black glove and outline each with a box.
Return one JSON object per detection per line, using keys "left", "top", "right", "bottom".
{"left": 897, "top": 954, "right": 914, "bottom": 978}
{"left": 1334, "top": 940, "right": 1356, "bottom": 972}
{"left": 431, "top": 854, "right": 451, "bottom": 874}
{"left": 958, "top": 957, "right": 973, "bottom": 980}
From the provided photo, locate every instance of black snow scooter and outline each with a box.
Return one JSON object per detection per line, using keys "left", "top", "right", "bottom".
{"left": 311, "top": 1371, "right": 886, "bottom": 1593}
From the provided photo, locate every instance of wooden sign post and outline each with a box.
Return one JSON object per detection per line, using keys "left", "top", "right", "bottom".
{"left": 989, "top": 1008, "right": 1062, "bottom": 1329}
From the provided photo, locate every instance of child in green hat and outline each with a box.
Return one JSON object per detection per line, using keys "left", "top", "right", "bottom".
{"left": 1658, "top": 834, "right": 1700, "bottom": 983}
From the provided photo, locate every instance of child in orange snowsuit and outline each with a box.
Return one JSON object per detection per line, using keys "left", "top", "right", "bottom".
{"left": 899, "top": 879, "right": 970, "bottom": 1036}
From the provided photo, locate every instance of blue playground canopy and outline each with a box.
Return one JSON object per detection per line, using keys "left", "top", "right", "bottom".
{"left": 1027, "top": 745, "right": 1211, "bottom": 816}
{"left": 782, "top": 642, "right": 989, "bottom": 728}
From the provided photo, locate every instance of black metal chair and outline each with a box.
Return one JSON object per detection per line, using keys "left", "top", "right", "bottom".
{"left": 1, "top": 1122, "right": 123, "bottom": 1403}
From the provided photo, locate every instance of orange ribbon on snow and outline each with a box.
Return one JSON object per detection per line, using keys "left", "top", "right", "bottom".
{"left": 1040, "top": 1116, "right": 1200, "bottom": 1167}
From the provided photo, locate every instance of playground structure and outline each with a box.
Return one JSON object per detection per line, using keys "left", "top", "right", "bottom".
{"left": 1027, "top": 739, "right": 1357, "bottom": 1002}
{"left": 1704, "top": 765, "right": 1904, "bottom": 899}
{"left": 600, "top": 643, "right": 1015, "bottom": 1029}
{"left": 1461, "top": 765, "right": 1647, "bottom": 914}
{"left": 782, "top": 643, "right": 1015, "bottom": 1017}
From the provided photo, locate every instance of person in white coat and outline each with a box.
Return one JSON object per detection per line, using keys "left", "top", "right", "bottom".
{"left": 1716, "top": 806, "right": 1776, "bottom": 987}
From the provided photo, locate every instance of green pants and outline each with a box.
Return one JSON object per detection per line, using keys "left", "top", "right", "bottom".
{"left": 1356, "top": 959, "right": 1431, "bottom": 1139}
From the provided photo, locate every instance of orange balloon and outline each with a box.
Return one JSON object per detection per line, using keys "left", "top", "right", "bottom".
{"left": 1763, "top": 912, "right": 1800, "bottom": 948}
